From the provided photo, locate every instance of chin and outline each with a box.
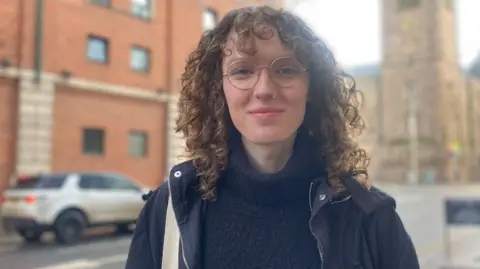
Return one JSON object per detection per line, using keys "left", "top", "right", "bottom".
{"left": 243, "top": 130, "right": 296, "bottom": 145}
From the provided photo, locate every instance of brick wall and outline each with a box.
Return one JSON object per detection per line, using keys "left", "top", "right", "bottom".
{"left": 52, "top": 86, "right": 166, "bottom": 188}
{"left": 0, "top": 77, "right": 18, "bottom": 192}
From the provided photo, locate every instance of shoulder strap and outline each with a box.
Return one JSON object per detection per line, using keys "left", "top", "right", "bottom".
{"left": 162, "top": 180, "right": 181, "bottom": 269}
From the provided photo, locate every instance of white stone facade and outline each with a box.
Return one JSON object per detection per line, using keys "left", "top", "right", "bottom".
{"left": 166, "top": 94, "right": 188, "bottom": 172}
{"left": 15, "top": 73, "right": 55, "bottom": 175}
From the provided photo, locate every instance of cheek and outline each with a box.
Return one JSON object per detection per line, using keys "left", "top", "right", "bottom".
{"left": 285, "top": 84, "right": 309, "bottom": 114}
{"left": 223, "top": 81, "right": 248, "bottom": 116}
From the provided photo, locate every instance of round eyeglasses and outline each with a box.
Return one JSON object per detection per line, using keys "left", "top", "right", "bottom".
{"left": 222, "top": 57, "right": 308, "bottom": 90}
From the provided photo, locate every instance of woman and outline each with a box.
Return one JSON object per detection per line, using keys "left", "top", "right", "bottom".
{"left": 126, "top": 5, "right": 419, "bottom": 269}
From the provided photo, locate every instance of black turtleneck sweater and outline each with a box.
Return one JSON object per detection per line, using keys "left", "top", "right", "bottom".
{"left": 201, "top": 134, "right": 324, "bottom": 269}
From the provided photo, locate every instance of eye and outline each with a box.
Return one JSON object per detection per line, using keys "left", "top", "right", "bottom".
{"left": 271, "top": 57, "right": 305, "bottom": 77}
{"left": 228, "top": 61, "right": 257, "bottom": 79}
{"left": 231, "top": 68, "right": 254, "bottom": 76}
{"left": 276, "top": 66, "right": 301, "bottom": 75}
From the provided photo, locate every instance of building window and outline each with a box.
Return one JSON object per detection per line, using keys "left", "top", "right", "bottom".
{"left": 131, "top": 46, "right": 150, "bottom": 73}
{"left": 90, "top": 0, "right": 110, "bottom": 7}
{"left": 132, "top": 0, "right": 151, "bottom": 19}
{"left": 397, "top": 0, "right": 420, "bottom": 10}
{"left": 202, "top": 8, "right": 217, "bottom": 31}
{"left": 87, "top": 35, "right": 108, "bottom": 64}
{"left": 129, "top": 131, "right": 147, "bottom": 157}
{"left": 83, "top": 128, "right": 105, "bottom": 155}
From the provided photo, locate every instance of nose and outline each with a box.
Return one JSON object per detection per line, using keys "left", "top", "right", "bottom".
{"left": 253, "top": 68, "right": 277, "bottom": 100}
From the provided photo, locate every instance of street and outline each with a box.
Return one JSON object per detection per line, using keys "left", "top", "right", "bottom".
{"left": 0, "top": 230, "right": 130, "bottom": 269}
{"left": 1, "top": 184, "right": 480, "bottom": 269}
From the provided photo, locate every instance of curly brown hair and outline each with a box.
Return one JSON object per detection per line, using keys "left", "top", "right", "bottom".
{"left": 176, "top": 5, "right": 370, "bottom": 200}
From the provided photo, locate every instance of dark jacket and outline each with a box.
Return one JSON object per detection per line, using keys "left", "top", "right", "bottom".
{"left": 125, "top": 160, "right": 420, "bottom": 269}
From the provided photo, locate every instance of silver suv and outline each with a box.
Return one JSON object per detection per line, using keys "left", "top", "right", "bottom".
{"left": 0, "top": 172, "right": 149, "bottom": 244}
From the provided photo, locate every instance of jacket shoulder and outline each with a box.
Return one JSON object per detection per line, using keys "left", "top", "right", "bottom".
{"left": 141, "top": 159, "right": 197, "bottom": 202}
{"left": 125, "top": 181, "right": 169, "bottom": 268}
{"left": 368, "top": 186, "right": 397, "bottom": 209}
{"left": 362, "top": 193, "right": 420, "bottom": 269}
{"left": 141, "top": 179, "right": 170, "bottom": 202}
{"left": 341, "top": 175, "right": 396, "bottom": 215}
{"left": 167, "top": 159, "right": 202, "bottom": 203}
{"left": 169, "top": 159, "right": 197, "bottom": 180}
{"left": 359, "top": 186, "right": 420, "bottom": 269}
{"left": 133, "top": 180, "right": 170, "bottom": 237}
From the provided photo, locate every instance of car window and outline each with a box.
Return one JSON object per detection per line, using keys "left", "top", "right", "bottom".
{"left": 13, "top": 175, "right": 66, "bottom": 189}
{"left": 104, "top": 174, "right": 140, "bottom": 191}
{"left": 78, "top": 174, "right": 109, "bottom": 190}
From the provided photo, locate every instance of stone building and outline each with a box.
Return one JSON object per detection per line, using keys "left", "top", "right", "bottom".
{"left": 353, "top": 0, "right": 480, "bottom": 183}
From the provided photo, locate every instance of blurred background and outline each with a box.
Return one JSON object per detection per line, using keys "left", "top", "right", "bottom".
{"left": 0, "top": 0, "right": 480, "bottom": 268}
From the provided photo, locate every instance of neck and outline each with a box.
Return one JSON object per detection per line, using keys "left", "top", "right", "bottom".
{"left": 241, "top": 136, "right": 296, "bottom": 174}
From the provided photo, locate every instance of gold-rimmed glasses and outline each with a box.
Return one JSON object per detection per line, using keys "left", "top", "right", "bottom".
{"left": 222, "top": 57, "right": 308, "bottom": 90}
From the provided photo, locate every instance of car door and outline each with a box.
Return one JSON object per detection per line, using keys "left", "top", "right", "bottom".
{"left": 102, "top": 174, "right": 144, "bottom": 222}
{"left": 77, "top": 174, "right": 114, "bottom": 223}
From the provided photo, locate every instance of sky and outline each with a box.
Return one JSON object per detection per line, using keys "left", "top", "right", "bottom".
{"left": 293, "top": 0, "right": 480, "bottom": 68}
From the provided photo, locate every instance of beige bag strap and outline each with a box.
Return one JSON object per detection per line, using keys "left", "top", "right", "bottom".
{"left": 162, "top": 180, "right": 180, "bottom": 269}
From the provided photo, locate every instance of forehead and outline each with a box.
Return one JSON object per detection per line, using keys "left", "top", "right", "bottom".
{"left": 223, "top": 27, "right": 294, "bottom": 63}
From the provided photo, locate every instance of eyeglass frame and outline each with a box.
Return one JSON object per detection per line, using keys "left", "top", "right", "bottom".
{"left": 222, "top": 56, "right": 308, "bottom": 90}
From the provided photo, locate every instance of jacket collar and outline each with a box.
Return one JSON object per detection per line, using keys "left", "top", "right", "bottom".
{"left": 168, "top": 160, "right": 202, "bottom": 224}
{"left": 340, "top": 174, "right": 397, "bottom": 214}
{"left": 167, "top": 160, "right": 203, "bottom": 269}
{"left": 166, "top": 160, "right": 394, "bottom": 220}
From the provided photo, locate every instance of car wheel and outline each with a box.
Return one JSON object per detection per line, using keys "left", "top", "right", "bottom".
{"left": 17, "top": 228, "right": 43, "bottom": 243}
{"left": 115, "top": 223, "right": 132, "bottom": 234}
{"left": 54, "top": 210, "right": 86, "bottom": 244}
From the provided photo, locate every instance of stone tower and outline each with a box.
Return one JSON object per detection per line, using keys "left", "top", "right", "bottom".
{"left": 379, "top": 0, "right": 468, "bottom": 183}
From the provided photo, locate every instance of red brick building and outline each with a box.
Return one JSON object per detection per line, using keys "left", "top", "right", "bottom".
{"left": 0, "top": 0, "right": 285, "bottom": 192}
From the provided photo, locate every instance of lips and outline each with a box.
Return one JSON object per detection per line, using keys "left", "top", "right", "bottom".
{"left": 248, "top": 108, "right": 284, "bottom": 118}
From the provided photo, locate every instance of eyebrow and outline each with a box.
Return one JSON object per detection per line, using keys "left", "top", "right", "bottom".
{"left": 225, "top": 53, "right": 298, "bottom": 65}
{"left": 222, "top": 54, "right": 254, "bottom": 70}
{"left": 224, "top": 55, "right": 251, "bottom": 64}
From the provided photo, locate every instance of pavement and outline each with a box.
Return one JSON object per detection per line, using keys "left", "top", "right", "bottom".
{"left": 376, "top": 183, "right": 480, "bottom": 269}
{"left": 0, "top": 183, "right": 480, "bottom": 269}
